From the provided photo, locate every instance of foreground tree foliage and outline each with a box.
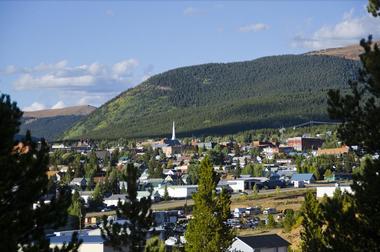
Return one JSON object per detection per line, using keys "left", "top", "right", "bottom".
{"left": 101, "top": 163, "right": 153, "bottom": 251}
{"left": 185, "top": 156, "right": 234, "bottom": 252}
{"left": 0, "top": 94, "right": 81, "bottom": 251}
{"left": 301, "top": 9, "right": 380, "bottom": 250}
{"left": 368, "top": 0, "right": 380, "bottom": 16}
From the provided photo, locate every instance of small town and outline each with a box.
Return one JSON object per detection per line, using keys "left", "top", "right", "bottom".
{"left": 1, "top": 0, "right": 380, "bottom": 251}
{"left": 37, "top": 121, "right": 357, "bottom": 251}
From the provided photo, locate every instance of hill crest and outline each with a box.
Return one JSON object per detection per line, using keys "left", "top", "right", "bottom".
{"left": 23, "top": 105, "right": 96, "bottom": 118}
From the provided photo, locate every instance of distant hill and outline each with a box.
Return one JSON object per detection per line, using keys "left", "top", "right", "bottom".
{"left": 62, "top": 54, "right": 359, "bottom": 140}
{"left": 23, "top": 105, "right": 96, "bottom": 118}
{"left": 306, "top": 41, "right": 379, "bottom": 60}
{"left": 20, "top": 105, "right": 96, "bottom": 141}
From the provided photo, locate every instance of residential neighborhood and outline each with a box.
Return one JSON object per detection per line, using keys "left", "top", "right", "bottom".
{"left": 38, "top": 122, "right": 366, "bottom": 251}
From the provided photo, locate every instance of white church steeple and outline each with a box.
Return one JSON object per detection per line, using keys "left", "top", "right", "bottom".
{"left": 171, "top": 121, "right": 176, "bottom": 140}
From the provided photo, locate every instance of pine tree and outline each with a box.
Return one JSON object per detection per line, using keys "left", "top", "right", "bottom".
{"left": 120, "top": 183, "right": 127, "bottom": 194}
{"left": 266, "top": 214, "right": 276, "bottom": 228}
{"left": 234, "top": 159, "right": 241, "bottom": 178}
{"left": 101, "top": 163, "right": 153, "bottom": 251}
{"left": 144, "top": 236, "right": 165, "bottom": 252}
{"left": 300, "top": 191, "right": 325, "bottom": 251}
{"left": 325, "top": 28, "right": 380, "bottom": 251}
{"left": 368, "top": 0, "right": 380, "bottom": 16}
{"left": 185, "top": 156, "right": 234, "bottom": 252}
{"left": 283, "top": 209, "right": 295, "bottom": 233}
{"left": 91, "top": 182, "right": 104, "bottom": 209}
{"left": 164, "top": 184, "right": 169, "bottom": 201}
{"left": 323, "top": 169, "right": 333, "bottom": 180}
{"left": 252, "top": 184, "right": 258, "bottom": 199}
{"left": 68, "top": 190, "right": 85, "bottom": 230}
{"left": 0, "top": 94, "right": 81, "bottom": 251}
{"left": 301, "top": 7, "right": 380, "bottom": 248}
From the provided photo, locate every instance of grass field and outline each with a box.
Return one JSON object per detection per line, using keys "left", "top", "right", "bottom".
{"left": 151, "top": 187, "right": 311, "bottom": 251}
{"left": 152, "top": 187, "right": 314, "bottom": 212}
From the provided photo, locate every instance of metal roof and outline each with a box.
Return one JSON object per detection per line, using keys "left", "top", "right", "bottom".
{"left": 50, "top": 235, "right": 104, "bottom": 244}
{"left": 291, "top": 173, "right": 315, "bottom": 181}
{"left": 237, "top": 234, "right": 290, "bottom": 249}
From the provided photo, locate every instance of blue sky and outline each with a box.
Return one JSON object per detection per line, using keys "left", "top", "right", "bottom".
{"left": 1, "top": 0, "right": 379, "bottom": 111}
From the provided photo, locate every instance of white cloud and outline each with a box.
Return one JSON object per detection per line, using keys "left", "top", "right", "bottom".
{"left": 51, "top": 101, "right": 66, "bottom": 109}
{"left": 112, "top": 59, "right": 139, "bottom": 77}
{"left": 33, "top": 60, "right": 68, "bottom": 72}
{"left": 292, "top": 13, "right": 380, "bottom": 50}
{"left": 238, "top": 23, "right": 270, "bottom": 33}
{"left": 14, "top": 74, "right": 95, "bottom": 90}
{"left": 2, "top": 65, "right": 17, "bottom": 75}
{"left": 7, "top": 58, "right": 146, "bottom": 107}
{"left": 23, "top": 102, "right": 46, "bottom": 112}
{"left": 77, "top": 95, "right": 105, "bottom": 106}
{"left": 0, "top": 60, "right": 68, "bottom": 76}
{"left": 183, "top": 7, "right": 204, "bottom": 17}
{"left": 13, "top": 59, "right": 139, "bottom": 92}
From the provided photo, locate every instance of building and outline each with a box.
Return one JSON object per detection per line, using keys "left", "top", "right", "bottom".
{"left": 70, "top": 177, "right": 87, "bottom": 188}
{"left": 84, "top": 211, "right": 116, "bottom": 227}
{"left": 316, "top": 184, "right": 353, "bottom": 198}
{"left": 158, "top": 185, "right": 198, "bottom": 199}
{"left": 287, "top": 137, "right": 324, "bottom": 151}
{"left": 137, "top": 190, "right": 161, "bottom": 201}
{"left": 291, "top": 173, "right": 316, "bottom": 184}
{"left": 229, "top": 234, "right": 290, "bottom": 252}
{"left": 317, "top": 146, "right": 349, "bottom": 156}
{"left": 78, "top": 191, "right": 93, "bottom": 204}
{"left": 162, "top": 145, "right": 183, "bottom": 157}
{"left": 49, "top": 231, "right": 123, "bottom": 252}
{"left": 194, "top": 142, "right": 216, "bottom": 150}
{"left": 153, "top": 210, "right": 178, "bottom": 226}
{"left": 104, "top": 194, "right": 126, "bottom": 207}
{"left": 221, "top": 177, "right": 266, "bottom": 192}
{"left": 252, "top": 141, "right": 277, "bottom": 150}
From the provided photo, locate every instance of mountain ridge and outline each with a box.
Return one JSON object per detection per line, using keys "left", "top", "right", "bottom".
{"left": 62, "top": 54, "right": 359, "bottom": 140}
{"left": 305, "top": 41, "right": 380, "bottom": 60}
{"left": 23, "top": 105, "right": 96, "bottom": 118}
{"left": 20, "top": 105, "right": 96, "bottom": 141}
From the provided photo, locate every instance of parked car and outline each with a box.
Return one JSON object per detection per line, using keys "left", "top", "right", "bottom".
{"left": 263, "top": 207, "right": 277, "bottom": 215}
{"left": 245, "top": 206, "right": 261, "bottom": 216}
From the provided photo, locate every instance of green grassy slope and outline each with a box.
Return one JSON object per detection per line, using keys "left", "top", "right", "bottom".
{"left": 63, "top": 55, "right": 359, "bottom": 140}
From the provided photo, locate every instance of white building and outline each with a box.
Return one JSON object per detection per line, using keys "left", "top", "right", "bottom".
{"left": 158, "top": 185, "right": 198, "bottom": 199}
{"left": 316, "top": 184, "right": 353, "bottom": 198}
{"left": 78, "top": 191, "right": 93, "bottom": 204}
{"left": 137, "top": 190, "right": 161, "bottom": 202}
{"left": 104, "top": 194, "right": 126, "bottom": 207}
{"left": 222, "top": 177, "right": 265, "bottom": 192}
{"left": 70, "top": 177, "right": 87, "bottom": 188}
{"left": 49, "top": 229, "right": 123, "bottom": 252}
{"left": 229, "top": 234, "right": 290, "bottom": 252}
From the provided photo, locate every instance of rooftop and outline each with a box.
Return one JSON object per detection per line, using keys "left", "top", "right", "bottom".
{"left": 291, "top": 173, "right": 315, "bottom": 181}
{"left": 50, "top": 235, "right": 104, "bottom": 244}
{"left": 238, "top": 234, "right": 290, "bottom": 249}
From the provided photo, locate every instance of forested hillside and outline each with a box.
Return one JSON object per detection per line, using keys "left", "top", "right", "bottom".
{"left": 63, "top": 55, "right": 359, "bottom": 140}
{"left": 20, "top": 105, "right": 96, "bottom": 141}
{"left": 20, "top": 115, "right": 87, "bottom": 141}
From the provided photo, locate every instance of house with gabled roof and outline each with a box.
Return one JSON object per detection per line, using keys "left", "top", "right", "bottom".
{"left": 69, "top": 177, "right": 87, "bottom": 188}
{"left": 291, "top": 173, "right": 316, "bottom": 184}
{"left": 229, "top": 234, "right": 290, "bottom": 252}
